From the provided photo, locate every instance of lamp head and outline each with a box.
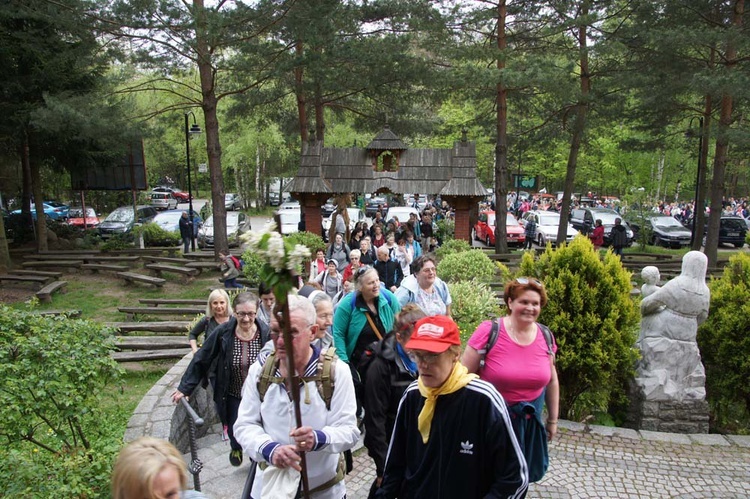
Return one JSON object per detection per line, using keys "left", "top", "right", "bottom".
{"left": 189, "top": 124, "right": 202, "bottom": 135}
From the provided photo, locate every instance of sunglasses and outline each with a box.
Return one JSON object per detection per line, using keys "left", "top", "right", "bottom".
{"left": 408, "top": 351, "right": 444, "bottom": 365}
{"left": 355, "top": 265, "right": 373, "bottom": 279}
{"left": 515, "top": 277, "right": 543, "bottom": 286}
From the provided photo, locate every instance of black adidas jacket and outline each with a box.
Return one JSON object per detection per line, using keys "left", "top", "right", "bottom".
{"left": 376, "top": 380, "right": 529, "bottom": 499}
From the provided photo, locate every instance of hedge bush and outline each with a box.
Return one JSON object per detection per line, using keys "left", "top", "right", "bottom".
{"left": 133, "top": 222, "right": 181, "bottom": 247}
{"left": 697, "top": 252, "right": 750, "bottom": 432}
{"left": 435, "top": 239, "right": 472, "bottom": 260}
{"left": 448, "top": 279, "right": 502, "bottom": 344}
{"left": 0, "top": 306, "right": 122, "bottom": 496}
{"left": 240, "top": 251, "right": 267, "bottom": 287}
{"left": 519, "top": 236, "right": 639, "bottom": 421}
{"left": 286, "top": 231, "right": 326, "bottom": 255}
{"left": 437, "top": 249, "right": 502, "bottom": 284}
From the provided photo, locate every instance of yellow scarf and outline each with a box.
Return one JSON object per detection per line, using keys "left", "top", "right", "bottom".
{"left": 417, "top": 362, "right": 478, "bottom": 443}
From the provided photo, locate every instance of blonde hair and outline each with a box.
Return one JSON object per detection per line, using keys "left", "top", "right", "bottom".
{"left": 111, "top": 437, "right": 188, "bottom": 499}
{"left": 206, "top": 289, "right": 233, "bottom": 318}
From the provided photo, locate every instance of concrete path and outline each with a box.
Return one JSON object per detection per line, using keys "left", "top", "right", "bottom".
{"left": 186, "top": 419, "right": 750, "bottom": 498}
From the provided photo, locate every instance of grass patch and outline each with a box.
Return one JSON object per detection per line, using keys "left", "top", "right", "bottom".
{"left": 99, "top": 363, "right": 172, "bottom": 419}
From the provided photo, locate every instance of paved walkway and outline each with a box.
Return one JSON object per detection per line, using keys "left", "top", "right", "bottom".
{"left": 186, "top": 419, "right": 750, "bottom": 498}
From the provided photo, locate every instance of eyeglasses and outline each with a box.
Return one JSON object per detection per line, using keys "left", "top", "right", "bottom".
{"left": 408, "top": 351, "right": 443, "bottom": 365}
{"left": 317, "top": 313, "right": 334, "bottom": 320}
{"left": 270, "top": 329, "right": 311, "bottom": 341}
{"left": 421, "top": 266, "right": 437, "bottom": 274}
{"left": 236, "top": 311, "right": 257, "bottom": 319}
{"left": 515, "top": 277, "right": 543, "bottom": 286}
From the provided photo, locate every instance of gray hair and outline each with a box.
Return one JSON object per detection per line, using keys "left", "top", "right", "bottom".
{"left": 354, "top": 267, "right": 379, "bottom": 292}
{"left": 206, "top": 289, "right": 233, "bottom": 318}
{"left": 349, "top": 249, "right": 361, "bottom": 259}
{"left": 309, "top": 290, "right": 332, "bottom": 310}
{"left": 233, "top": 291, "right": 259, "bottom": 310}
{"left": 287, "top": 294, "right": 316, "bottom": 325}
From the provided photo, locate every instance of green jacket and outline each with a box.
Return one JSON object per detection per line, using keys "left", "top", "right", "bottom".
{"left": 333, "top": 288, "right": 400, "bottom": 363}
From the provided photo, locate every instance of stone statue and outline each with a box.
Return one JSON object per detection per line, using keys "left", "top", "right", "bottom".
{"left": 634, "top": 251, "right": 710, "bottom": 402}
{"left": 640, "top": 266, "right": 661, "bottom": 298}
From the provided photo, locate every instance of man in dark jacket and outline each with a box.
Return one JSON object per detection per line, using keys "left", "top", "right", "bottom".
{"left": 374, "top": 245, "right": 403, "bottom": 292}
{"left": 611, "top": 217, "right": 628, "bottom": 257}
{"left": 179, "top": 211, "right": 192, "bottom": 253}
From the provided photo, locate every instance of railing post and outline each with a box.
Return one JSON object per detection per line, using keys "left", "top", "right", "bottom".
{"left": 179, "top": 397, "right": 205, "bottom": 491}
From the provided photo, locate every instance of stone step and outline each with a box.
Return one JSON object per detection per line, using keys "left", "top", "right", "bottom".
{"left": 112, "top": 348, "right": 191, "bottom": 362}
{"left": 107, "top": 321, "right": 191, "bottom": 334}
{"left": 116, "top": 336, "right": 190, "bottom": 350}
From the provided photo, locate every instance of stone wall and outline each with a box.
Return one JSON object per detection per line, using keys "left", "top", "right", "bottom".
{"left": 123, "top": 354, "right": 220, "bottom": 454}
{"left": 625, "top": 387, "right": 710, "bottom": 434}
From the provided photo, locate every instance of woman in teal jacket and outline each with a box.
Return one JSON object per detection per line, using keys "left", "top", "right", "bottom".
{"left": 333, "top": 267, "right": 401, "bottom": 366}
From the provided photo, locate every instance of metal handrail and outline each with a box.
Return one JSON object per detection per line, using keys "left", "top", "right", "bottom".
{"left": 179, "top": 397, "right": 205, "bottom": 491}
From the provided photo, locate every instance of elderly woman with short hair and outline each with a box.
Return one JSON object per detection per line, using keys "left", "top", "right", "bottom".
{"left": 394, "top": 255, "right": 452, "bottom": 317}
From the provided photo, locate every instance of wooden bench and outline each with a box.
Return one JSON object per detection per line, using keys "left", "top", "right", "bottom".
{"left": 145, "top": 264, "right": 199, "bottom": 281}
{"left": 140, "top": 298, "right": 206, "bottom": 307}
{"left": 39, "top": 249, "right": 101, "bottom": 255}
{"left": 118, "top": 306, "right": 204, "bottom": 320}
{"left": 24, "top": 254, "right": 97, "bottom": 260}
{"left": 117, "top": 272, "right": 166, "bottom": 287}
{"left": 116, "top": 336, "right": 190, "bottom": 350}
{"left": 84, "top": 255, "right": 141, "bottom": 264}
{"left": 21, "top": 260, "right": 83, "bottom": 270}
{"left": 0, "top": 274, "right": 52, "bottom": 289}
{"left": 104, "top": 247, "right": 181, "bottom": 256}
{"left": 184, "top": 261, "right": 221, "bottom": 274}
{"left": 141, "top": 256, "right": 192, "bottom": 265}
{"left": 33, "top": 309, "right": 82, "bottom": 318}
{"left": 82, "top": 263, "right": 130, "bottom": 273}
{"left": 112, "top": 348, "right": 192, "bottom": 362}
{"left": 107, "top": 321, "right": 191, "bottom": 334}
{"left": 35, "top": 280, "right": 68, "bottom": 303}
{"left": 7, "top": 269, "right": 63, "bottom": 279}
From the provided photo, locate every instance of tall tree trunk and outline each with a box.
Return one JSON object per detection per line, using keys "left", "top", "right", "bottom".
{"left": 690, "top": 95, "right": 712, "bottom": 251}
{"left": 30, "top": 154, "right": 48, "bottom": 252}
{"left": 21, "top": 138, "right": 32, "bottom": 216}
{"left": 494, "top": 0, "right": 509, "bottom": 254}
{"left": 705, "top": 0, "right": 743, "bottom": 268}
{"left": 314, "top": 81, "right": 325, "bottom": 144}
{"left": 294, "top": 41, "right": 308, "bottom": 145}
{"left": 194, "top": 0, "right": 228, "bottom": 256}
{"left": 0, "top": 211, "right": 10, "bottom": 271}
{"left": 557, "top": 1, "right": 590, "bottom": 246}
{"left": 255, "top": 147, "right": 262, "bottom": 210}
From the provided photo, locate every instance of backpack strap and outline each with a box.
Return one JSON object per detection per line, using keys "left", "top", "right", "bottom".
{"left": 477, "top": 319, "right": 500, "bottom": 371}
{"left": 257, "top": 352, "right": 282, "bottom": 402}
{"left": 538, "top": 324, "right": 555, "bottom": 356}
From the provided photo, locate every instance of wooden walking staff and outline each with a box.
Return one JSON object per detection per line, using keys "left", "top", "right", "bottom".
{"left": 275, "top": 295, "right": 311, "bottom": 498}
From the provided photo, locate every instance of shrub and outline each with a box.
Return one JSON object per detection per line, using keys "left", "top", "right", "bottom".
{"left": 286, "top": 231, "right": 326, "bottom": 255}
{"left": 240, "top": 250, "right": 267, "bottom": 287}
{"left": 519, "top": 236, "right": 639, "bottom": 421}
{"left": 435, "top": 218, "right": 455, "bottom": 243}
{"left": 448, "top": 279, "right": 502, "bottom": 344}
{"left": 437, "top": 249, "right": 501, "bottom": 283}
{"left": 697, "top": 252, "right": 750, "bottom": 432}
{"left": 100, "top": 233, "right": 134, "bottom": 251}
{"left": 0, "top": 306, "right": 122, "bottom": 496}
{"left": 435, "top": 238, "right": 472, "bottom": 260}
{"left": 133, "top": 222, "right": 181, "bottom": 247}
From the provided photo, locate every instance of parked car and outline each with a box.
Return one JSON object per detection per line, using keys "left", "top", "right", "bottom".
{"left": 152, "top": 186, "right": 190, "bottom": 202}
{"left": 150, "top": 191, "right": 178, "bottom": 210}
{"left": 98, "top": 205, "right": 158, "bottom": 239}
{"left": 385, "top": 206, "right": 420, "bottom": 225}
{"left": 198, "top": 211, "right": 251, "bottom": 248}
{"left": 365, "top": 196, "right": 389, "bottom": 218}
{"left": 153, "top": 209, "right": 202, "bottom": 234}
{"left": 322, "top": 207, "right": 366, "bottom": 234}
{"left": 473, "top": 210, "right": 526, "bottom": 247}
{"left": 321, "top": 198, "right": 337, "bottom": 218}
{"left": 269, "top": 192, "right": 291, "bottom": 207}
{"left": 46, "top": 201, "right": 70, "bottom": 219}
{"left": 521, "top": 211, "right": 578, "bottom": 247}
{"left": 66, "top": 207, "right": 100, "bottom": 228}
{"left": 11, "top": 203, "right": 65, "bottom": 220}
{"left": 225, "top": 193, "right": 242, "bottom": 211}
{"left": 570, "top": 207, "right": 634, "bottom": 246}
{"left": 276, "top": 203, "right": 301, "bottom": 235}
{"left": 630, "top": 214, "right": 692, "bottom": 248}
{"left": 709, "top": 215, "right": 748, "bottom": 248}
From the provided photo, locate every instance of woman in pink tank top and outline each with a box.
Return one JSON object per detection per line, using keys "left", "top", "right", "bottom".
{"left": 462, "top": 277, "right": 559, "bottom": 482}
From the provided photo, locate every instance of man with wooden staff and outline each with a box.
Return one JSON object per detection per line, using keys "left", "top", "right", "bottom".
{"left": 234, "top": 294, "right": 360, "bottom": 498}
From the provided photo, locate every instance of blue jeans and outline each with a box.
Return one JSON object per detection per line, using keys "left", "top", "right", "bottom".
{"left": 182, "top": 237, "right": 191, "bottom": 253}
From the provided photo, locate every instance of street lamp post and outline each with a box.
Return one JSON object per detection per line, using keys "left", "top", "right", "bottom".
{"left": 686, "top": 116, "right": 704, "bottom": 248}
{"left": 184, "top": 112, "right": 202, "bottom": 251}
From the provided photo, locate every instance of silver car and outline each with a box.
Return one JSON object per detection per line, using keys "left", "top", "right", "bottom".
{"left": 150, "top": 192, "right": 178, "bottom": 210}
{"left": 198, "top": 211, "right": 251, "bottom": 248}
{"left": 521, "top": 211, "right": 578, "bottom": 247}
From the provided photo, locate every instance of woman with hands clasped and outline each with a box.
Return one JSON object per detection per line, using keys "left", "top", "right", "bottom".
{"left": 462, "top": 277, "right": 559, "bottom": 483}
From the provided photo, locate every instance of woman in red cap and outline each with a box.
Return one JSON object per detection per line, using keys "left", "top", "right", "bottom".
{"left": 376, "top": 315, "right": 528, "bottom": 499}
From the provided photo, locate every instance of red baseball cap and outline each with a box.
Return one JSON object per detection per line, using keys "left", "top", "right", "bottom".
{"left": 405, "top": 315, "right": 461, "bottom": 353}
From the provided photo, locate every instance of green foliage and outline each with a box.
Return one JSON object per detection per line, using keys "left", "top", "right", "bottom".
{"left": 435, "top": 218, "right": 455, "bottom": 243}
{"left": 437, "top": 249, "right": 501, "bottom": 283}
{"left": 240, "top": 251, "right": 268, "bottom": 287}
{"left": 448, "top": 279, "right": 502, "bottom": 344}
{"left": 0, "top": 306, "right": 122, "bottom": 496}
{"left": 100, "top": 233, "right": 134, "bottom": 250}
{"left": 697, "top": 253, "right": 750, "bottom": 432}
{"left": 519, "top": 236, "right": 640, "bottom": 421}
{"left": 746, "top": 230, "right": 750, "bottom": 247}
{"left": 285, "top": 231, "right": 326, "bottom": 256}
{"left": 435, "top": 238, "right": 472, "bottom": 260}
{"left": 132, "top": 222, "right": 181, "bottom": 247}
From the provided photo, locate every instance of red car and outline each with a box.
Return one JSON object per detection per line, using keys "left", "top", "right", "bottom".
{"left": 473, "top": 210, "right": 526, "bottom": 247}
{"left": 66, "top": 207, "right": 100, "bottom": 228}
{"left": 153, "top": 186, "right": 190, "bottom": 202}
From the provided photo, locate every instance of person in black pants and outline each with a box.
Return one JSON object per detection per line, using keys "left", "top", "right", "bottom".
{"left": 374, "top": 245, "right": 403, "bottom": 292}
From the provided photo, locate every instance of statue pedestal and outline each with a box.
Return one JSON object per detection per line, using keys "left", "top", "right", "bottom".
{"left": 626, "top": 387, "right": 709, "bottom": 434}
